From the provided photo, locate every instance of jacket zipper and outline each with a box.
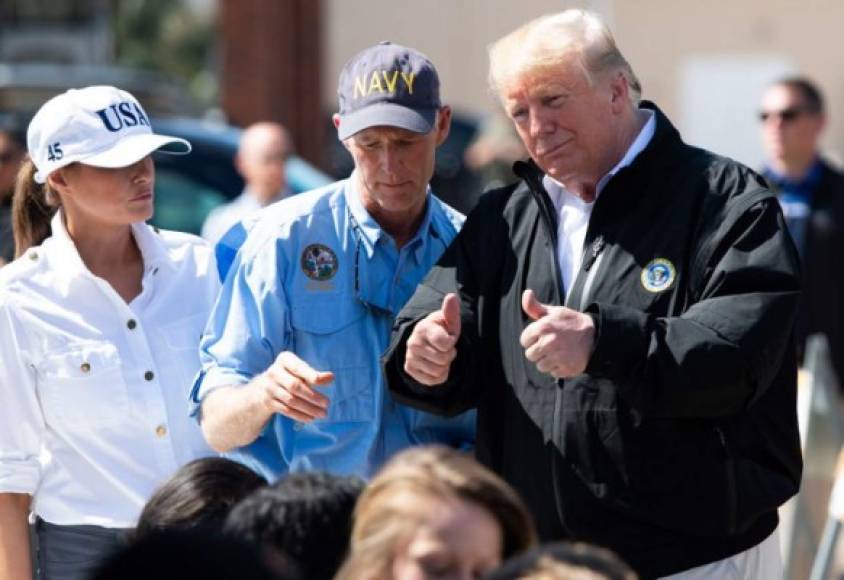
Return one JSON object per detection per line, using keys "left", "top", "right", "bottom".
{"left": 716, "top": 426, "right": 738, "bottom": 534}
{"left": 518, "top": 165, "right": 573, "bottom": 534}
{"left": 551, "top": 376, "right": 569, "bottom": 531}
{"left": 577, "top": 236, "right": 606, "bottom": 311}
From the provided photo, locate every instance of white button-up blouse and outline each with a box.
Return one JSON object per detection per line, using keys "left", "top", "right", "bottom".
{"left": 0, "top": 212, "right": 219, "bottom": 527}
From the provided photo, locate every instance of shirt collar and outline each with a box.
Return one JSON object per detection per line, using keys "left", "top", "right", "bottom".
{"left": 763, "top": 158, "right": 824, "bottom": 192}
{"left": 343, "top": 171, "right": 439, "bottom": 260}
{"left": 48, "top": 211, "right": 176, "bottom": 277}
{"left": 543, "top": 109, "right": 656, "bottom": 204}
{"left": 243, "top": 187, "right": 290, "bottom": 208}
{"left": 595, "top": 109, "right": 656, "bottom": 194}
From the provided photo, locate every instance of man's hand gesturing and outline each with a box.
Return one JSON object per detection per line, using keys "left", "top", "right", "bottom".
{"left": 254, "top": 351, "right": 334, "bottom": 422}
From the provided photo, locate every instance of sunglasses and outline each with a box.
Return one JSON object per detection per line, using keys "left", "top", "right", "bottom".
{"left": 0, "top": 151, "right": 18, "bottom": 165}
{"left": 348, "top": 210, "right": 394, "bottom": 317}
{"left": 758, "top": 107, "right": 814, "bottom": 123}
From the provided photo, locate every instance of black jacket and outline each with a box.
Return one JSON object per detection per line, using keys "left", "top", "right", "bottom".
{"left": 769, "top": 159, "right": 844, "bottom": 387}
{"left": 384, "top": 104, "right": 803, "bottom": 578}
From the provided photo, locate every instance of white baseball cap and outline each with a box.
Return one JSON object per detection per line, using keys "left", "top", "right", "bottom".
{"left": 27, "top": 85, "right": 191, "bottom": 184}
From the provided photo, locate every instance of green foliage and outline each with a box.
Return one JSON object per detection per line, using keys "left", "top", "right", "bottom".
{"left": 112, "top": 0, "right": 216, "bottom": 105}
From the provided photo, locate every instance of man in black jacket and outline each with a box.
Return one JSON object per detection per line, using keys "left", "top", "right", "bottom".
{"left": 760, "top": 76, "right": 844, "bottom": 389}
{"left": 384, "top": 9, "right": 802, "bottom": 579}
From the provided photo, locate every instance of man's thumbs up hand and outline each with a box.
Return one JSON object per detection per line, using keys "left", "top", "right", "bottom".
{"left": 519, "top": 289, "right": 596, "bottom": 379}
{"left": 404, "top": 293, "right": 462, "bottom": 386}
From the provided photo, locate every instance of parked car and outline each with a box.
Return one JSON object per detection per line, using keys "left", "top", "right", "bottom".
{"left": 150, "top": 117, "right": 333, "bottom": 235}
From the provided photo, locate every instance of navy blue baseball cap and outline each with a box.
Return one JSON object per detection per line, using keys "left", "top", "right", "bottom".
{"left": 336, "top": 41, "right": 441, "bottom": 140}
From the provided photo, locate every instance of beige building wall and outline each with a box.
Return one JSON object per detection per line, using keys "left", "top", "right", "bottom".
{"left": 323, "top": 0, "right": 844, "bottom": 167}
{"left": 323, "top": 0, "right": 593, "bottom": 116}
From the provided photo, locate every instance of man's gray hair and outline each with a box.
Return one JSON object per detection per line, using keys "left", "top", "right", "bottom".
{"left": 488, "top": 10, "right": 642, "bottom": 105}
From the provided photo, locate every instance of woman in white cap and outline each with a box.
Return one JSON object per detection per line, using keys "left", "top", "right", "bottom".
{"left": 0, "top": 86, "right": 220, "bottom": 580}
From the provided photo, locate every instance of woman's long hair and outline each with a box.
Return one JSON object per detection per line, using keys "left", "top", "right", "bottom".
{"left": 336, "top": 446, "right": 538, "bottom": 579}
{"left": 12, "top": 158, "right": 59, "bottom": 258}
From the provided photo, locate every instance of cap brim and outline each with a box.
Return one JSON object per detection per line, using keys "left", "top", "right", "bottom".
{"left": 337, "top": 103, "right": 437, "bottom": 140}
{"left": 81, "top": 133, "right": 191, "bottom": 169}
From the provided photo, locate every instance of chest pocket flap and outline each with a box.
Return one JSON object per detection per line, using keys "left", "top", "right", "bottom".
{"left": 38, "top": 343, "right": 130, "bottom": 429}
{"left": 289, "top": 298, "right": 374, "bottom": 422}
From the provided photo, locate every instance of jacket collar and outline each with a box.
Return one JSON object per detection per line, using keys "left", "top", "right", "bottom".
{"left": 513, "top": 101, "right": 685, "bottom": 196}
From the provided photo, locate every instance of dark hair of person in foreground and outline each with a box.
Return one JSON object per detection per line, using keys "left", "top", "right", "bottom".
{"left": 134, "top": 457, "right": 267, "bottom": 539}
{"left": 92, "top": 528, "right": 294, "bottom": 580}
{"left": 485, "top": 541, "right": 638, "bottom": 580}
{"left": 223, "top": 471, "right": 365, "bottom": 580}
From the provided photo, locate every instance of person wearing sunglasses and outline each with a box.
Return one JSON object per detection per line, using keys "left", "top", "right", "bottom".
{"left": 760, "top": 76, "right": 844, "bottom": 389}
{"left": 0, "top": 127, "right": 25, "bottom": 266}
{"left": 191, "top": 42, "right": 475, "bottom": 482}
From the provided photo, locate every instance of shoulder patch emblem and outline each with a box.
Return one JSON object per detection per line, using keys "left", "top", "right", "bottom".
{"left": 301, "top": 244, "right": 339, "bottom": 281}
{"left": 641, "top": 258, "right": 676, "bottom": 293}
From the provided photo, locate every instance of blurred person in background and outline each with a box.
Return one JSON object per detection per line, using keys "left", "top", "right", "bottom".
{"left": 0, "top": 128, "right": 25, "bottom": 266}
{"left": 0, "top": 86, "right": 219, "bottom": 580}
{"left": 464, "top": 111, "right": 525, "bottom": 191}
{"left": 190, "top": 41, "right": 475, "bottom": 482}
{"left": 386, "top": 9, "right": 801, "bottom": 579}
{"left": 335, "top": 445, "right": 537, "bottom": 580}
{"left": 486, "top": 542, "right": 637, "bottom": 580}
{"left": 760, "top": 76, "right": 844, "bottom": 388}
{"left": 224, "top": 471, "right": 364, "bottom": 579}
{"left": 135, "top": 457, "right": 266, "bottom": 539}
{"left": 201, "top": 121, "right": 293, "bottom": 245}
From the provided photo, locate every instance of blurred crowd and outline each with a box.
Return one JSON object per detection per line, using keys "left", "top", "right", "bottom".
{"left": 0, "top": 7, "right": 842, "bottom": 580}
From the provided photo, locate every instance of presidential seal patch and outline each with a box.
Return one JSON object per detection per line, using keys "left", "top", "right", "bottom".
{"left": 301, "top": 244, "right": 339, "bottom": 281}
{"left": 641, "top": 258, "right": 676, "bottom": 293}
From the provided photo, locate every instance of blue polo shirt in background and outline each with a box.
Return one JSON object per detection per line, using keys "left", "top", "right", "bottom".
{"left": 190, "top": 174, "right": 475, "bottom": 481}
{"left": 764, "top": 159, "right": 822, "bottom": 257}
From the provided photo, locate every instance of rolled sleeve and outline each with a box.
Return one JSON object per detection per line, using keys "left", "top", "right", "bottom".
{"left": 0, "top": 299, "right": 44, "bottom": 494}
{"left": 192, "top": 236, "right": 290, "bottom": 415}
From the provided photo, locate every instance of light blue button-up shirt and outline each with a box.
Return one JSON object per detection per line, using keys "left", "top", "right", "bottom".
{"left": 191, "top": 175, "right": 475, "bottom": 481}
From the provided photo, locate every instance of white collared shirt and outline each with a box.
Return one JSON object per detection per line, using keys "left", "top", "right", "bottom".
{"left": 544, "top": 110, "right": 656, "bottom": 295}
{"left": 0, "top": 212, "right": 219, "bottom": 527}
{"left": 201, "top": 188, "right": 289, "bottom": 245}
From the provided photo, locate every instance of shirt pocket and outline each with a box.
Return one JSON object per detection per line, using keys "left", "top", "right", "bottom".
{"left": 157, "top": 313, "right": 208, "bottom": 390}
{"left": 160, "top": 313, "right": 208, "bottom": 351}
{"left": 37, "top": 343, "right": 130, "bottom": 430}
{"left": 289, "top": 299, "right": 374, "bottom": 423}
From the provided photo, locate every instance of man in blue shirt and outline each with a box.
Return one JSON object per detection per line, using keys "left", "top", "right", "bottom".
{"left": 191, "top": 42, "right": 475, "bottom": 481}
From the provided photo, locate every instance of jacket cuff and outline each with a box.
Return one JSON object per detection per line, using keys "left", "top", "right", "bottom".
{"left": 585, "top": 302, "right": 650, "bottom": 380}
